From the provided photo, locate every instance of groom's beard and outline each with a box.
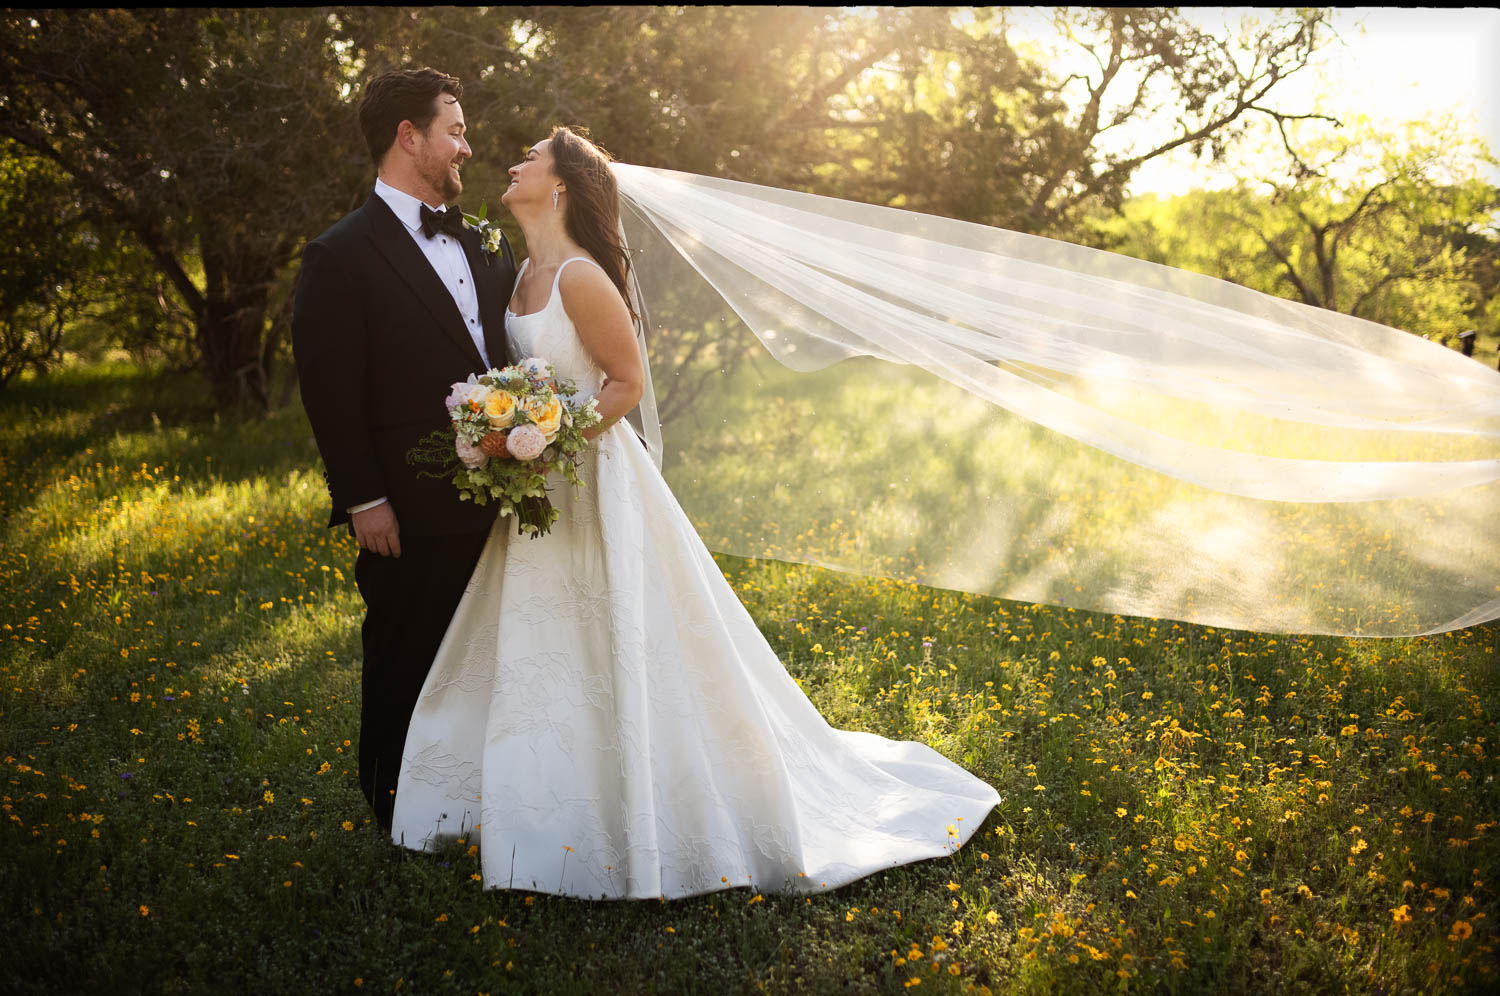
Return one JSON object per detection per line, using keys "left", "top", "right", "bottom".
{"left": 420, "top": 154, "right": 463, "bottom": 204}
{"left": 439, "top": 166, "right": 461, "bottom": 202}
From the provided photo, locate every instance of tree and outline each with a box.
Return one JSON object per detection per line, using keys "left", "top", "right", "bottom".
{"left": 0, "top": 9, "right": 368, "bottom": 408}
{"left": 0, "top": 7, "right": 1339, "bottom": 410}
{"left": 410, "top": 7, "right": 1332, "bottom": 234}
{"left": 381, "top": 7, "right": 1336, "bottom": 418}
{"left": 998, "top": 7, "right": 1337, "bottom": 235}
{"left": 0, "top": 140, "right": 101, "bottom": 388}
{"left": 736, "top": 7, "right": 1339, "bottom": 238}
{"left": 1098, "top": 117, "right": 1499, "bottom": 342}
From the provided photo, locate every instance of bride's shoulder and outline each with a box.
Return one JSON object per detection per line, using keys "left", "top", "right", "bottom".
{"left": 557, "top": 256, "right": 626, "bottom": 317}
{"left": 557, "top": 254, "right": 608, "bottom": 285}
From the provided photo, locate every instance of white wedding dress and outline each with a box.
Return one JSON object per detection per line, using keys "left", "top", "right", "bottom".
{"left": 391, "top": 257, "right": 1000, "bottom": 899}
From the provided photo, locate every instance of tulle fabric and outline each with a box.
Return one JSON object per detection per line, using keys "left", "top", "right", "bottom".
{"left": 613, "top": 164, "right": 1500, "bottom": 636}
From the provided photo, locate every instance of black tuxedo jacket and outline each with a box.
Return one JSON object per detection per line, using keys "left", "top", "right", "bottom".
{"left": 292, "top": 192, "right": 519, "bottom": 536}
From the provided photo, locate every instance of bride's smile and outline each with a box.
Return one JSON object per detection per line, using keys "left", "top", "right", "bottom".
{"left": 500, "top": 141, "right": 559, "bottom": 209}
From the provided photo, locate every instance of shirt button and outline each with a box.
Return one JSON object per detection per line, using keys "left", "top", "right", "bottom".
{"left": 459, "top": 279, "right": 464, "bottom": 284}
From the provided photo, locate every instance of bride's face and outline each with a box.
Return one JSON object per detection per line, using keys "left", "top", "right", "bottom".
{"left": 502, "top": 139, "right": 559, "bottom": 210}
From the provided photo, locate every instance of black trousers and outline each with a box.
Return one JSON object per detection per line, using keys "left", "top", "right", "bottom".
{"left": 354, "top": 528, "right": 490, "bottom": 831}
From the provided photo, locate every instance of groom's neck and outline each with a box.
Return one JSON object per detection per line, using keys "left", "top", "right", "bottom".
{"left": 376, "top": 169, "right": 445, "bottom": 210}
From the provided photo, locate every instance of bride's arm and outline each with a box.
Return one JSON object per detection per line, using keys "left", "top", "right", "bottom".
{"left": 558, "top": 263, "right": 644, "bottom": 441}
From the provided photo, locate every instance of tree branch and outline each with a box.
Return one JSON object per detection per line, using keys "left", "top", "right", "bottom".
{"left": 0, "top": 113, "right": 207, "bottom": 317}
{"left": 1327, "top": 178, "right": 1396, "bottom": 249}
{"left": 1235, "top": 216, "right": 1321, "bottom": 307}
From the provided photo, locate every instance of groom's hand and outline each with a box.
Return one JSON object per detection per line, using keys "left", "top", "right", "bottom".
{"left": 352, "top": 503, "right": 401, "bottom": 558}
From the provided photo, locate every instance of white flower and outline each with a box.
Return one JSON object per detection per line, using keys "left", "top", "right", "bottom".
{"left": 521, "top": 356, "right": 551, "bottom": 379}
{"left": 445, "top": 373, "right": 480, "bottom": 410}
{"left": 455, "top": 435, "right": 488, "bottom": 469}
{"left": 462, "top": 382, "right": 491, "bottom": 409}
{"left": 506, "top": 423, "right": 547, "bottom": 460}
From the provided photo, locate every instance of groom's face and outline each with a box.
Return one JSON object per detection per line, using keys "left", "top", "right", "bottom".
{"left": 412, "top": 96, "right": 470, "bottom": 204}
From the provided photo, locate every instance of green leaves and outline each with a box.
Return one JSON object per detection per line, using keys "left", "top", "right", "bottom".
{"left": 1098, "top": 117, "right": 1499, "bottom": 344}
{"left": 460, "top": 201, "right": 489, "bottom": 228}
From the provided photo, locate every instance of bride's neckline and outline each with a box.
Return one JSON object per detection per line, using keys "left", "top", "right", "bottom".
{"left": 506, "top": 257, "right": 594, "bottom": 319}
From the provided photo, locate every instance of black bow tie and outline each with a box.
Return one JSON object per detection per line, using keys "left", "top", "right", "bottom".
{"left": 419, "top": 204, "right": 466, "bottom": 240}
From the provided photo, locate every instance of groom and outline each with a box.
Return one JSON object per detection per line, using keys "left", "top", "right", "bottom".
{"left": 292, "top": 68, "right": 517, "bottom": 832}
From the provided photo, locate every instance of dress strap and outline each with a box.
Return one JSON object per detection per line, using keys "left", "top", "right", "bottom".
{"left": 504, "top": 258, "right": 531, "bottom": 314}
{"left": 551, "top": 256, "right": 605, "bottom": 295}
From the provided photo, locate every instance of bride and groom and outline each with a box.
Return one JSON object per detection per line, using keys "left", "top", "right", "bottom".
{"left": 292, "top": 67, "right": 999, "bottom": 900}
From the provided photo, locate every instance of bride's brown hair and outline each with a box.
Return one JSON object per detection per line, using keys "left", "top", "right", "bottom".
{"left": 549, "top": 126, "right": 637, "bottom": 321}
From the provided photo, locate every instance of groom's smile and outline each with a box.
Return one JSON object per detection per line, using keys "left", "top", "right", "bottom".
{"left": 411, "top": 94, "right": 471, "bottom": 205}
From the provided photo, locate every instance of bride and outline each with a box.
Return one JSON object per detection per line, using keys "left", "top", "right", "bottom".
{"left": 390, "top": 127, "right": 1002, "bottom": 899}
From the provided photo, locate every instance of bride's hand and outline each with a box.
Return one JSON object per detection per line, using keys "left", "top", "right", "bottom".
{"left": 582, "top": 417, "right": 618, "bottom": 442}
{"left": 581, "top": 377, "right": 616, "bottom": 440}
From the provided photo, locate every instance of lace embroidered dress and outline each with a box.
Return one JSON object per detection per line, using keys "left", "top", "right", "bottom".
{"left": 391, "top": 256, "right": 1000, "bottom": 899}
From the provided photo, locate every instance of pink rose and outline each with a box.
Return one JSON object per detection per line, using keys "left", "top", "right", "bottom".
{"left": 505, "top": 423, "right": 547, "bottom": 461}
{"left": 455, "top": 435, "right": 488, "bottom": 469}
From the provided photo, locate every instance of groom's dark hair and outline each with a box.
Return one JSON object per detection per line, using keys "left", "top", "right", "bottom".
{"left": 358, "top": 68, "right": 464, "bottom": 167}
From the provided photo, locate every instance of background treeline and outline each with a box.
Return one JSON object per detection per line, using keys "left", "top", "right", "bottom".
{"left": 2, "top": 7, "right": 1496, "bottom": 409}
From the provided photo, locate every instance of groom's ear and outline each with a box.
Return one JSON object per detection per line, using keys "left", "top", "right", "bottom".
{"left": 393, "top": 119, "right": 419, "bottom": 157}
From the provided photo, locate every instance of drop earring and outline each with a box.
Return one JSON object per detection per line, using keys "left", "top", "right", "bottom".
{"left": 552, "top": 189, "right": 559, "bottom": 211}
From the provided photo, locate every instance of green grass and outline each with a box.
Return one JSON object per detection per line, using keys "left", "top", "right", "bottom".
{"left": 2, "top": 365, "right": 1496, "bottom": 994}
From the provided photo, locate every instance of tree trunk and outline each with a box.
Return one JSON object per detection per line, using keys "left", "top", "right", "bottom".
{"left": 196, "top": 291, "right": 274, "bottom": 411}
{"left": 196, "top": 238, "right": 277, "bottom": 410}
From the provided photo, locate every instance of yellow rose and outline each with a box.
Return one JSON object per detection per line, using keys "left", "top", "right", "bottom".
{"left": 524, "top": 394, "right": 563, "bottom": 439}
{"left": 484, "top": 391, "right": 517, "bottom": 428}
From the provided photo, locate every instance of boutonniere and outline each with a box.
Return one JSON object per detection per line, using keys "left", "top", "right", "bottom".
{"left": 460, "top": 202, "right": 504, "bottom": 266}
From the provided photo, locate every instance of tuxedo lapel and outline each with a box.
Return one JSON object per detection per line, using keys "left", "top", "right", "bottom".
{"left": 361, "top": 193, "right": 485, "bottom": 370}
{"left": 461, "top": 227, "right": 516, "bottom": 370}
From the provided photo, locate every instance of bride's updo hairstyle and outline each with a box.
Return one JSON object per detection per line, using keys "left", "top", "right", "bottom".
{"left": 549, "top": 126, "right": 637, "bottom": 320}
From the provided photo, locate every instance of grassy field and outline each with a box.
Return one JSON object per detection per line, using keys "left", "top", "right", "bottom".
{"left": 2, "top": 364, "right": 1496, "bottom": 994}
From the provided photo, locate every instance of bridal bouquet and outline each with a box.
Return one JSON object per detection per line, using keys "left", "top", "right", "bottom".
{"left": 407, "top": 357, "right": 602, "bottom": 537}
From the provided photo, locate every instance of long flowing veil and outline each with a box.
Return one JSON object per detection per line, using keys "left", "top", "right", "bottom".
{"left": 612, "top": 163, "right": 1500, "bottom": 637}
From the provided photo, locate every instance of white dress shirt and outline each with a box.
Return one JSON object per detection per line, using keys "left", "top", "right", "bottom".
{"left": 349, "top": 179, "right": 491, "bottom": 516}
